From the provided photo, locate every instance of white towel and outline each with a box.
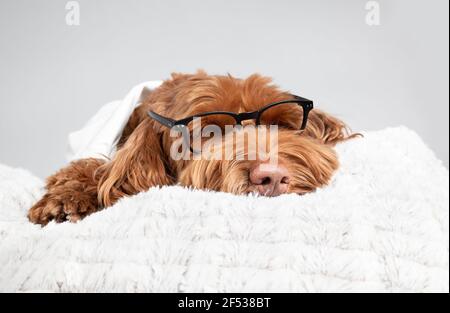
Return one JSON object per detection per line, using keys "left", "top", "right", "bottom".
{"left": 67, "top": 81, "right": 163, "bottom": 161}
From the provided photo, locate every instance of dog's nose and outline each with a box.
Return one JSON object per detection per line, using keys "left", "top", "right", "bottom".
{"left": 249, "top": 163, "right": 290, "bottom": 197}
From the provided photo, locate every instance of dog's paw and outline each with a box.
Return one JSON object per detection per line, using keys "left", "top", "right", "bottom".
{"left": 28, "top": 192, "right": 98, "bottom": 226}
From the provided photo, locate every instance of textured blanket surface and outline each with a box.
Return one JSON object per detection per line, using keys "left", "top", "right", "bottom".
{"left": 0, "top": 127, "right": 448, "bottom": 292}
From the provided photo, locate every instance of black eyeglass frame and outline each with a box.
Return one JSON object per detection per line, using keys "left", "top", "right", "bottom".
{"left": 147, "top": 95, "right": 313, "bottom": 131}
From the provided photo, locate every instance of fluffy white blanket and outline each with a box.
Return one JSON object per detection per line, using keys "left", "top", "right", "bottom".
{"left": 0, "top": 127, "right": 448, "bottom": 293}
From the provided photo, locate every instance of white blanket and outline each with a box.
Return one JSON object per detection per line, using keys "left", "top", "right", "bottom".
{"left": 0, "top": 127, "right": 448, "bottom": 292}
{"left": 67, "top": 80, "right": 163, "bottom": 161}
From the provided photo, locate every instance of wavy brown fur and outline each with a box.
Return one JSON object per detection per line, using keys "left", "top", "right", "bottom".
{"left": 28, "top": 71, "right": 357, "bottom": 225}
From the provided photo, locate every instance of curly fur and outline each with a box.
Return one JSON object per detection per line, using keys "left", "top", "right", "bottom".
{"left": 28, "top": 71, "right": 357, "bottom": 225}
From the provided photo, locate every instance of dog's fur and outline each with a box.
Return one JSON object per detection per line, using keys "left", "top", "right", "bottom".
{"left": 28, "top": 71, "right": 357, "bottom": 225}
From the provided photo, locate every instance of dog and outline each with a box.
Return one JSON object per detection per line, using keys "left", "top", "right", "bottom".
{"left": 28, "top": 71, "right": 357, "bottom": 225}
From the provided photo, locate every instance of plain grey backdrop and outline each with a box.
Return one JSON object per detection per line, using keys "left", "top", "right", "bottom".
{"left": 0, "top": 0, "right": 448, "bottom": 177}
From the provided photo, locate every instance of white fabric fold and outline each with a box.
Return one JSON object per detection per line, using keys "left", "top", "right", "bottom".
{"left": 67, "top": 81, "right": 163, "bottom": 161}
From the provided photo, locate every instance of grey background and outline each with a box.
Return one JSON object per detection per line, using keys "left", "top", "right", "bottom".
{"left": 0, "top": 0, "right": 448, "bottom": 178}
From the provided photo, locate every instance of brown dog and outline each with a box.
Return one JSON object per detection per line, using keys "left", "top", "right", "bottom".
{"left": 28, "top": 71, "right": 357, "bottom": 225}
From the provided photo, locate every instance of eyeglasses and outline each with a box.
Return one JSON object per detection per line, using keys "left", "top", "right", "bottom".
{"left": 148, "top": 95, "right": 313, "bottom": 132}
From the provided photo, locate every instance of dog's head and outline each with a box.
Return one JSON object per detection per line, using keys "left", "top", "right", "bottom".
{"left": 99, "top": 71, "right": 353, "bottom": 206}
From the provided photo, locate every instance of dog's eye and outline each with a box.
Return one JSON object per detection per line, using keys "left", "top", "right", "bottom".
{"left": 259, "top": 103, "right": 304, "bottom": 129}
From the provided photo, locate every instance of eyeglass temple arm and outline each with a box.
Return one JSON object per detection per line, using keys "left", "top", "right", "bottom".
{"left": 292, "top": 94, "right": 313, "bottom": 105}
{"left": 148, "top": 111, "right": 176, "bottom": 128}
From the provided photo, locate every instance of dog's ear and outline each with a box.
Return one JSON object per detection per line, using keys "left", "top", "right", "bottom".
{"left": 97, "top": 119, "right": 172, "bottom": 207}
{"left": 281, "top": 136, "right": 339, "bottom": 194}
{"left": 303, "top": 109, "right": 360, "bottom": 145}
